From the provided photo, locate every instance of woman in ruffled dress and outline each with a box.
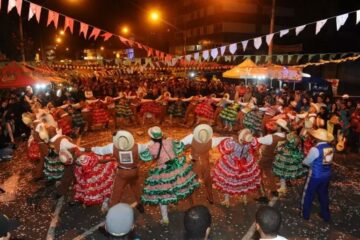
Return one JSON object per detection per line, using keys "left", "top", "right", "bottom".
{"left": 220, "top": 102, "right": 240, "bottom": 132}
{"left": 212, "top": 129, "right": 261, "bottom": 207}
{"left": 194, "top": 94, "right": 220, "bottom": 125}
{"left": 139, "top": 126, "right": 199, "bottom": 224}
{"left": 272, "top": 131, "right": 307, "bottom": 195}
{"left": 167, "top": 94, "right": 186, "bottom": 126}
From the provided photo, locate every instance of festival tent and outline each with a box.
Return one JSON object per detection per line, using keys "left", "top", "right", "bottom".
{"left": 0, "top": 62, "right": 50, "bottom": 88}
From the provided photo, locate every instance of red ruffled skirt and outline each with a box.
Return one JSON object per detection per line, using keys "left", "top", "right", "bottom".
{"left": 28, "top": 139, "right": 41, "bottom": 161}
{"left": 91, "top": 107, "right": 109, "bottom": 126}
{"left": 57, "top": 117, "right": 73, "bottom": 136}
{"left": 139, "top": 102, "right": 162, "bottom": 116}
{"left": 194, "top": 103, "right": 214, "bottom": 119}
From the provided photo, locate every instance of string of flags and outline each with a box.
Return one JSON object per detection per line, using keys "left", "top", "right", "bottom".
{"left": 4, "top": 0, "right": 173, "bottom": 60}
{"left": 179, "top": 8, "right": 360, "bottom": 61}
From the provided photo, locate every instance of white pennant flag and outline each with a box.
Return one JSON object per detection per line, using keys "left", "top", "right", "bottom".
{"left": 194, "top": 52, "right": 200, "bottom": 61}
{"left": 211, "top": 48, "right": 218, "bottom": 59}
{"left": 185, "top": 54, "right": 192, "bottom": 62}
{"left": 253, "top": 37, "right": 262, "bottom": 49}
{"left": 266, "top": 33, "right": 274, "bottom": 46}
{"left": 279, "top": 29, "right": 289, "bottom": 38}
{"left": 229, "top": 43, "right": 237, "bottom": 54}
{"left": 316, "top": 19, "right": 327, "bottom": 35}
{"left": 336, "top": 13, "right": 348, "bottom": 31}
{"left": 220, "top": 46, "right": 226, "bottom": 56}
{"left": 295, "top": 25, "right": 306, "bottom": 36}
{"left": 202, "top": 50, "right": 209, "bottom": 60}
{"left": 357, "top": 10, "right": 360, "bottom": 25}
{"left": 241, "top": 41, "right": 248, "bottom": 51}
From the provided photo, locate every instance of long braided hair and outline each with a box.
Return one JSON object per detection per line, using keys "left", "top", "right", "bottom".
{"left": 152, "top": 137, "right": 163, "bottom": 160}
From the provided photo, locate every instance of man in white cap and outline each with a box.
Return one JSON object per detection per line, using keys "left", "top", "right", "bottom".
{"left": 302, "top": 128, "right": 334, "bottom": 222}
{"left": 91, "top": 130, "right": 150, "bottom": 212}
{"left": 98, "top": 203, "right": 140, "bottom": 239}
{"left": 181, "top": 124, "right": 229, "bottom": 204}
{"left": 256, "top": 118, "right": 289, "bottom": 203}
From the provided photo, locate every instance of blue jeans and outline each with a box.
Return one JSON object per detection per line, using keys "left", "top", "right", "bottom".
{"left": 301, "top": 176, "right": 330, "bottom": 221}
{"left": 0, "top": 147, "right": 13, "bottom": 160}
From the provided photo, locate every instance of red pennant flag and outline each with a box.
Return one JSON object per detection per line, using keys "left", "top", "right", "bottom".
{"left": 136, "top": 42, "right": 143, "bottom": 49}
{"left": 47, "top": 10, "right": 59, "bottom": 28}
{"left": 118, "top": 36, "right": 129, "bottom": 45}
{"left": 101, "top": 32, "right": 112, "bottom": 41}
{"left": 64, "top": 17, "right": 74, "bottom": 34}
{"left": 0, "top": 0, "right": 1, "bottom": 10}
{"left": 160, "top": 52, "right": 165, "bottom": 59}
{"left": 155, "top": 50, "right": 160, "bottom": 57}
{"left": 8, "top": 0, "right": 22, "bottom": 15}
{"left": 147, "top": 48, "right": 153, "bottom": 57}
{"left": 89, "top": 28, "right": 101, "bottom": 40}
{"left": 28, "top": 3, "right": 41, "bottom": 22}
{"left": 79, "top": 22, "right": 89, "bottom": 38}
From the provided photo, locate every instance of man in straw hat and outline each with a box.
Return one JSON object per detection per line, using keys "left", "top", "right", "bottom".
{"left": 91, "top": 130, "right": 150, "bottom": 213}
{"left": 181, "top": 124, "right": 229, "bottom": 204}
{"left": 256, "top": 118, "right": 289, "bottom": 203}
{"left": 301, "top": 128, "right": 334, "bottom": 222}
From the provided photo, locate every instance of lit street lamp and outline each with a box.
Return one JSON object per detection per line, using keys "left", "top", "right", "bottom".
{"left": 149, "top": 10, "right": 160, "bottom": 22}
{"left": 55, "top": 37, "right": 62, "bottom": 44}
{"left": 121, "top": 26, "right": 130, "bottom": 35}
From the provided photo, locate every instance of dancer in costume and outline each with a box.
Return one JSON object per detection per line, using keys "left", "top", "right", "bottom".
{"left": 194, "top": 94, "right": 219, "bottom": 125}
{"left": 91, "top": 130, "right": 149, "bottom": 212}
{"left": 212, "top": 129, "right": 261, "bottom": 207}
{"left": 272, "top": 131, "right": 307, "bottom": 194}
{"left": 302, "top": 128, "right": 334, "bottom": 222}
{"left": 182, "top": 94, "right": 203, "bottom": 126}
{"left": 139, "top": 100, "right": 162, "bottom": 125}
{"left": 89, "top": 100, "right": 109, "bottom": 130}
{"left": 181, "top": 124, "right": 229, "bottom": 204}
{"left": 214, "top": 93, "right": 232, "bottom": 127}
{"left": 55, "top": 108, "right": 73, "bottom": 137}
{"left": 155, "top": 91, "right": 178, "bottom": 124}
{"left": 66, "top": 105, "right": 85, "bottom": 136}
{"left": 74, "top": 152, "right": 117, "bottom": 206}
{"left": 220, "top": 102, "right": 240, "bottom": 132}
{"left": 243, "top": 100, "right": 263, "bottom": 136}
{"left": 139, "top": 126, "right": 199, "bottom": 224}
{"left": 167, "top": 95, "right": 186, "bottom": 125}
{"left": 114, "top": 93, "right": 134, "bottom": 127}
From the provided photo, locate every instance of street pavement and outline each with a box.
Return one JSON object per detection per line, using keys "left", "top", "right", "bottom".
{"left": 0, "top": 126, "right": 359, "bottom": 240}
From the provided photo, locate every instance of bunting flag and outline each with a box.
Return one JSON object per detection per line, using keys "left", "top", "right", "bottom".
{"left": 194, "top": 52, "right": 200, "bottom": 61}
{"left": 241, "top": 41, "right": 248, "bottom": 52}
{"left": 202, "top": 50, "right": 209, "bottom": 60}
{"left": 79, "top": 22, "right": 89, "bottom": 38}
{"left": 295, "top": 25, "right": 306, "bottom": 36}
{"left": 336, "top": 13, "right": 348, "bottom": 31}
{"left": 229, "top": 43, "right": 237, "bottom": 54}
{"left": 101, "top": 32, "right": 112, "bottom": 41}
{"left": 47, "top": 10, "right": 59, "bottom": 28}
{"left": 315, "top": 19, "right": 327, "bottom": 35}
{"left": 280, "top": 29, "right": 289, "bottom": 38}
{"left": 28, "top": 3, "right": 41, "bottom": 22}
{"left": 309, "top": 54, "right": 316, "bottom": 61}
{"left": 147, "top": 48, "right": 153, "bottom": 57}
{"left": 8, "top": 0, "right": 22, "bottom": 15}
{"left": 220, "top": 46, "right": 226, "bottom": 56}
{"left": 136, "top": 42, "right": 142, "bottom": 49}
{"left": 357, "top": 10, "right": 360, "bottom": 24}
{"left": 185, "top": 54, "right": 192, "bottom": 62}
{"left": 277, "top": 55, "right": 284, "bottom": 64}
{"left": 211, "top": 48, "right": 218, "bottom": 59}
{"left": 266, "top": 33, "right": 274, "bottom": 46}
{"left": 64, "top": 17, "right": 74, "bottom": 34}
{"left": 255, "top": 55, "right": 261, "bottom": 64}
{"left": 89, "top": 28, "right": 101, "bottom": 40}
{"left": 119, "top": 36, "right": 129, "bottom": 45}
{"left": 253, "top": 37, "right": 262, "bottom": 49}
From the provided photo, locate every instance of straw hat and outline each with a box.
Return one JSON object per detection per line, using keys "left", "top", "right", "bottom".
{"left": 164, "top": 91, "right": 171, "bottom": 97}
{"left": 113, "top": 130, "right": 135, "bottom": 151}
{"left": 148, "top": 126, "right": 163, "bottom": 139}
{"left": 241, "top": 103, "right": 256, "bottom": 114}
{"left": 342, "top": 94, "right": 349, "bottom": 99}
{"left": 22, "top": 112, "right": 34, "bottom": 126}
{"left": 243, "top": 132, "right": 254, "bottom": 143}
{"left": 238, "top": 128, "right": 251, "bottom": 143}
{"left": 308, "top": 128, "right": 334, "bottom": 142}
{"left": 59, "top": 149, "right": 73, "bottom": 165}
{"left": 105, "top": 203, "right": 134, "bottom": 237}
{"left": 38, "top": 125, "right": 49, "bottom": 143}
{"left": 310, "top": 103, "right": 320, "bottom": 113}
{"left": 223, "top": 93, "right": 230, "bottom": 100}
{"left": 276, "top": 118, "right": 289, "bottom": 132}
{"left": 193, "top": 124, "right": 213, "bottom": 143}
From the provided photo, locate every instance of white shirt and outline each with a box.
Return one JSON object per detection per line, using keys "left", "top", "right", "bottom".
{"left": 180, "top": 134, "right": 228, "bottom": 148}
{"left": 91, "top": 142, "right": 151, "bottom": 155}
{"left": 257, "top": 132, "right": 285, "bottom": 145}
{"left": 50, "top": 133, "right": 85, "bottom": 151}
{"left": 260, "top": 235, "right": 287, "bottom": 240}
{"left": 302, "top": 142, "right": 324, "bottom": 166}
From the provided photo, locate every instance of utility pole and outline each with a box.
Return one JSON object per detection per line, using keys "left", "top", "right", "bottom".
{"left": 18, "top": 15, "right": 26, "bottom": 62}
{"left": 268, "top": 0, "right": 276, "bottom": 63}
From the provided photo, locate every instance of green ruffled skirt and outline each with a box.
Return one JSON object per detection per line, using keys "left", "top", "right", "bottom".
{"left": 141, "top": 156, "right": 199, "bottom": 205}
{"left": 44, "top": 155, "right": 64, "bottom": 181}
{"left": 273, "top": 147, "right": 307, "bottom": 179}
{"left": 220, "top": 107, "right": 238, "bottom": 123}
{"left": 115, "top": 102, "right": 133, "bottom": 118}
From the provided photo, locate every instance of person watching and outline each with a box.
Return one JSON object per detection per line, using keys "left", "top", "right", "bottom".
{"left": 255, "top": 206, "right": 287, "bottom": 240}
{"left": 184, "top": 205, "right": 212, "bottom": 240}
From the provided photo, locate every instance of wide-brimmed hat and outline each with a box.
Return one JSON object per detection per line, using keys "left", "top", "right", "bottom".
{"left": 22, "top": 112, "right": 34, "bottom": 126}
{"left": 223, "top": 93, "right": 230, "bottom": 100}
{"left": 276, "top": 118, "right": 289, "bottom": 132}
{"left": 241, "top": 103, "right": 256, "bottom": 114}
{"left": 310, "top": 103, "right": 320, "bottom": 113}
{"left": 309, "top": 128, "right": 334, "bottom": 142}
{"left": 164, "top": 91, "right": 171, "bottom": 97}
{"left": 106, "top": 203, "right": 134, "bottom": 237}
{"left": 193, "top": 124, "right": 213, "bottom": 143}
{"left": 238, "top": 128, "right": 251, "bottom": 143}
{"left": 113, "top": 130, "right": 135, "bottom": 151}
{"left": 38, "top": 124, "right": 50, "bottom": 143}
{"left": 243, "top": 132, "right": 254, "bottom": 143}
{"left": 0, "top": 214, "right": 20, "bottom": 237}
{"left": 59, "top": 149, "right": 73, "bottom": 165}
{"left": 148, "top": 126, "right": 163, "bottom": 139}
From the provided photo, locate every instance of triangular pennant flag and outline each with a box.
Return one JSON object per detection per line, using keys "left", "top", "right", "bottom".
{"left": 266, "top": 33, "right": 274, "bottom": 46}
{"left": 341, "top": 53, "right": 348, "bottom": 58}
{"left": 277, "top": 55, "right": 284, "bottom": 64}
{"left": 136, "top": 42, "right": 143, "bottom": 49}
{"left": 220, "top": 46, "right": 226, "bottom": 56}
{"left": 265, "top": 55, "right": 271, "bottom": 63}
{"left": 279, "top": 29, "right": 289, "bottom": 38}
{"left": 202, "top": 50, "right": 209, "bottom": 60}
{"left": 28, "top": 3, "right": 41, "bottom": 22}
{"left": 253, "top": 37, "right": 262, "bottom": 49}
{"left": 295, "top": 25, "right": 306, "bottom": 36}
{"left": 119, "top": 36, "right": 129, "bottom": 45}
{"left": 224, "top": 56, "right": 231, "bottom": 62}
{"left": 185, "top": 54, "right": 192, "bottom": 62}
{"left": 8, "top": 0, "right": 18, "bottom": 13}
{"left": 329, "top": 54, "right": 337, "bottom": 60}
{"left": 309, "top": 54, "right": 316, "bottom": 61}
{"left": 47, "top": 10, "right": 59, "bottom": 28}
{"left": 229, "top": 43, "right": 237, "bottom": 54}
{"left": 211, "top": 48, "right": 218, "bottom": 59}
{"left": 194, "top": 52, "right": 200, "bottom": 61}
{"left": 233, "top": 56, "right": 238, "bottom": 61}
{"left": 315, "top": 19, "right": 327, "bottom": 35}
{"left": 79, "top": 22, "right": 89, "bottom": 38}
{"left": 336, "top": 13, "right": 348, "bottom": 31}
{"left": 101, "top": 32, "right": 112, "bottom": 41}
{"left": 319, "top": 54, "right": 327, "bottom": 60}
{"left": 357, "top": 10, "right": 360, "bottom": 25}
{"left": 64, "top": 17, "right": 74, "bottom": 34}
{"left": 241, "top": 41, "right": 248, "bottom": 51}
{"left": 216, "top": 56, "right": 221, "bottom": 62}
{"left": 255, "top": 55, "right": 261, "bottom": 64}
{"left": 147, "top": 48, "right": 153, "bottom": 57}
{"left": 89, "top": 28, "right": 101, "bottom": 40}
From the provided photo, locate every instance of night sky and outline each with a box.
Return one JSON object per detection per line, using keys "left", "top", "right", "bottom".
{"left": 0, "top": 0, "right": 360, "bottom": 61}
